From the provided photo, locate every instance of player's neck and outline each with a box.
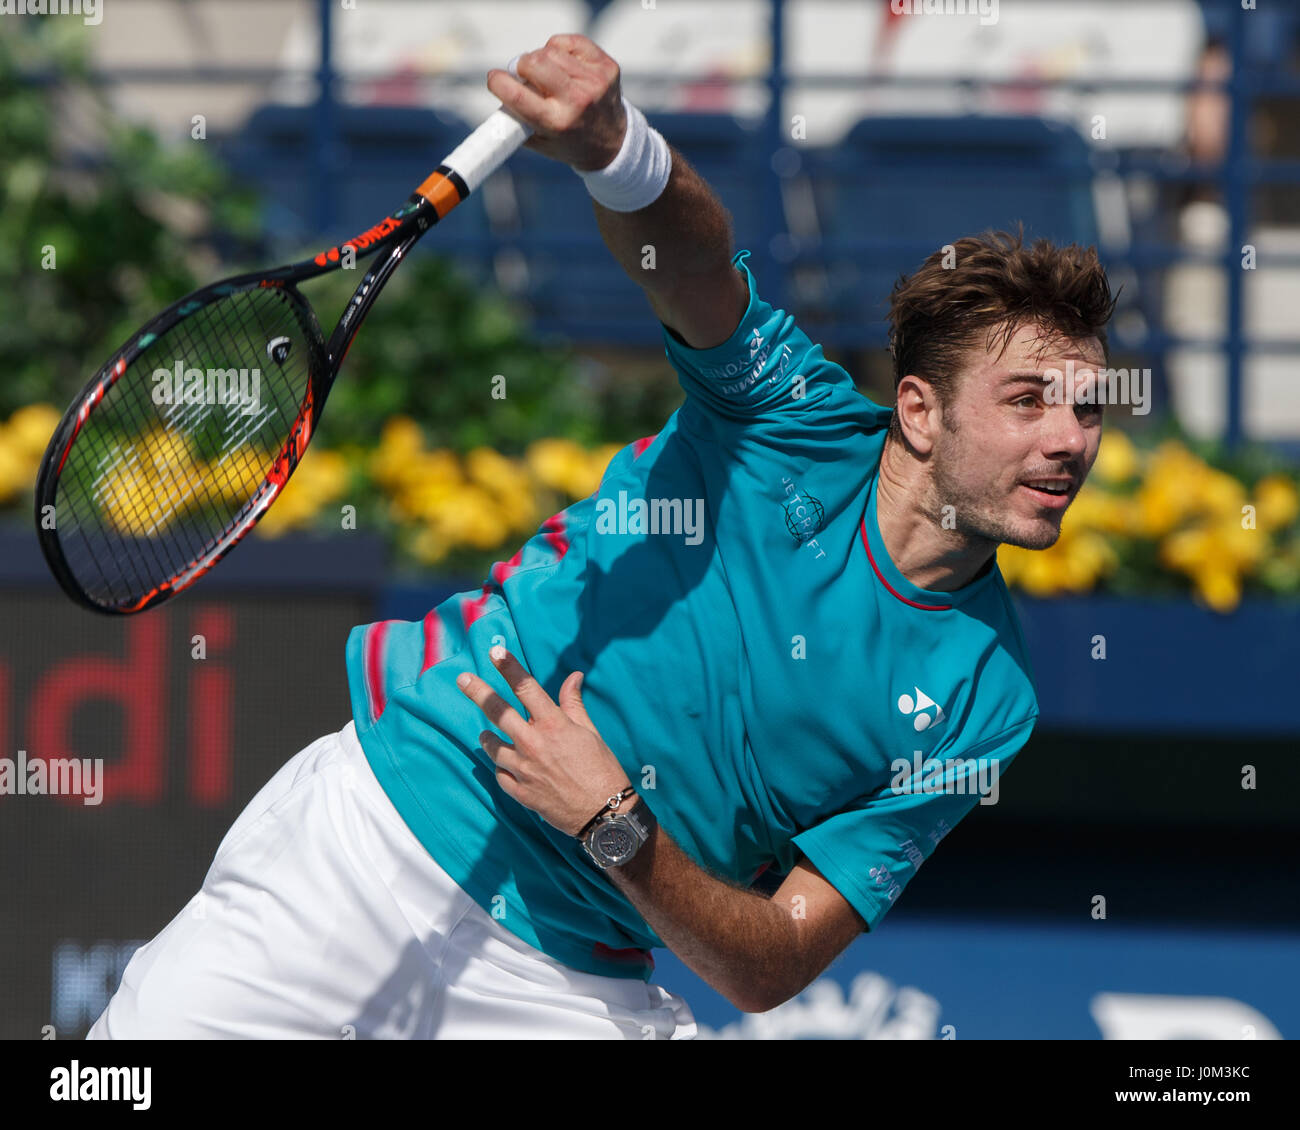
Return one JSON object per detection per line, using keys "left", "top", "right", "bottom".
{"left": 875, "top": 435, "right": 998, "bottom": 593}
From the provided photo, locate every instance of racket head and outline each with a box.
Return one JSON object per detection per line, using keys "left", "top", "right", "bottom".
{"left": 35, "top": 276, "right": 330, "bottom": 614}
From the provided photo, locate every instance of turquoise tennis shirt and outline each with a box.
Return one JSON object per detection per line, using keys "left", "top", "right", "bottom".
{"left": 344, "top": 249, "right": 1039, "bottom": 982}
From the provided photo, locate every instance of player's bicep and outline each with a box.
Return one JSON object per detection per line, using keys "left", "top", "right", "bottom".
{"left": 663, "top": 250, "right": 871, "bottom": 428}
{"left": 768, "top": 855, "right": 867, "bottom": 1007}
{"left": 654, "top": 260, "right": 750, "bottom": 350}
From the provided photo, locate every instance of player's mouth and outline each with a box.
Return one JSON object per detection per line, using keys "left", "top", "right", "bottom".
{"left": 1019, "top": 478, "right": 1075, "bottom": 509}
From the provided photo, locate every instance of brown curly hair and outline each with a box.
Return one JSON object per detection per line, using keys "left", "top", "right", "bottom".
{"left": 886, "top": 228, "right": 1118, "bottom": 439}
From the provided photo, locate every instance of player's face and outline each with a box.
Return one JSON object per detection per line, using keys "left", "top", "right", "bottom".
{"left": 930, "top": 322, "right": 1105, "bottom": 551}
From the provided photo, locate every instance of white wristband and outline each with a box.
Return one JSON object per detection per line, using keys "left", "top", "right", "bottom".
{"left": 577, "top": 96, "right": 672, "bottom": 212}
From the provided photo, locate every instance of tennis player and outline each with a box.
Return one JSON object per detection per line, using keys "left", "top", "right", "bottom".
{"left": 89, "top": 34, "right": 1116, "bottom": 1039}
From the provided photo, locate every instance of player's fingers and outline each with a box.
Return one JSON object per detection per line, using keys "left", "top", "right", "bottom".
{"left": 479, "top": 730, "right": 520, "bottom": 772}
{"left": 494, "top": 764, "right": 522, "bottom": 798}
{"left": 558, "top": 670, "right": 597, "bottom": 733}
{"left": 539, "top": 42, "right": 595, "bottom": 84}
{"left": 547, "top": 33, "right": 607, "bottom": 64}
{"left": 488, "top": 645, "right": 563, "bottom": 725}
{"left": 486, "top": 68, "right": 557, "bottom": 132}
{"left": 456, "top": 670, "right": 528, "bottom": 739}
{"left": 514, "top": 48, "right": 574, "bottom": 101}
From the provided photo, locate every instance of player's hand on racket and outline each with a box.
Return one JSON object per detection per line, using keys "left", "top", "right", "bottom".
{"left": 457, "top": 646, "right": 633, "bottom": 838}
{"left": 486, "top": 34, "right": 627, "bottom": 172}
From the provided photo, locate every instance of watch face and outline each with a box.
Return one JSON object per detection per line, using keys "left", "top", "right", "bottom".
{"left": 593, "top": 821, "right": 637, "bottom": 863}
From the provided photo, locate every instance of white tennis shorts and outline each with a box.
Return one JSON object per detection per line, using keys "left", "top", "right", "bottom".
{"left": 87, "top": 721, "right": 696, "bottom": 1039}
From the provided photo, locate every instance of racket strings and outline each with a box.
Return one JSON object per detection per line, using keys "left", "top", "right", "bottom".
{"left": 55, "top": 286, "right": 317, "bottom": 607}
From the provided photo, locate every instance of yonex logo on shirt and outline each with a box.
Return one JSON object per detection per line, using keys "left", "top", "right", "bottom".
{"left": 898, "top": 687, "right": 945, "bottom": 732}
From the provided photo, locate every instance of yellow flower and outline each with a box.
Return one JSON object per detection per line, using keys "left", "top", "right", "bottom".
{"left": 466, "top": 447, "right": 540, "bottom": 532}
{"left": 1253, "top": 474, "right": 1300, "bottom": 532}
{"left": 996, "top": 543, "right": 1028, "bottom": 584}
{"left": 1090, "top": 429, "right": 1141, "bottom": 486}
{"left": 302, "top": 449, "right": 350, "bottom": 500}
{"left": 391, "top": 450, "right": 464, "bottom": 521}
{"left": 1214, "top": 517, "right": 1268, "bottom": 570}
{"left": 94, "top": 427, "right": 202, "bottom": 534}
{"left": 588, "top": 443, "right": 625, "bottom": 489}
{"left": 99, "top": 470, "right": 156, "bottom": 535}
{"left": 1059, "top": 530, "right": 1118, "bottom": 593}
{"left": 1160, "top": 525, "right": 1212, "bottom": 572}
{"left": 0, "top": 437, "right": 28, "bottom": 504}
{"left": 370, "top": 416, "right": 429, "bottom": 489}
{"left": 204, "top": 447, "right": 273, "bottom": 506}
{"left": 1133, "top": 441, "right": 1211, "bottom": 537}
{"left": 997, "top": 503, "right": 1119, "bottom": 597}
{"left": 4, "top": 402, "right": 61, "bottom": 461}
{"left": 1061, "top": 487, "right": 1133, "bottom": 536}
{"left": 527, "top": 438, "right": 596, "bottom": 498}
{"left": 256, "top": 448, "right": 350, "bottom": 536}
{"left": 1190, "top": 565, "right": 1241, "bottom": 613}
{"left": 409, "top": 525, "right": 452, "bottom": 565}
{"left": 1199, "top": 468, "right": 1247, "bottom": 519}
{"left": 425, "top": 484, "right": 510, "bottom": 549}
{"left": 1015, "top": 550, "right": 1065, "bottom": 597}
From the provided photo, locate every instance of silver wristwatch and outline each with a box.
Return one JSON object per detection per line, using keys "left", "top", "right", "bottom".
{"left": 582, "top": 797, "right": 657, "bottom": 869}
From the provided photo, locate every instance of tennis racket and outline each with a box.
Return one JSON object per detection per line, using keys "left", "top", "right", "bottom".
{"left": 35, "top": 107, "right": 532, "bottom": 615}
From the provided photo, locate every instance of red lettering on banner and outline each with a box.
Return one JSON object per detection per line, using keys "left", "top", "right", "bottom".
{"left": 28, "top": 614, "right": 167, "bottom": 806}
{"left": 189, "top": 606, "right": 233, "bottom": 807}
{"left": 0, "top": 663, "right": 8, "bottom": 773}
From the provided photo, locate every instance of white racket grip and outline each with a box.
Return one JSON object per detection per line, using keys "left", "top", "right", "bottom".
{"left": 442, "top": 109, "right": 533, "bottom": 195}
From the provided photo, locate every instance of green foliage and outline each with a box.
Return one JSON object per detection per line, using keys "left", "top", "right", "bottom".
{"left": 0, "top": 26, "right": 263, "bottom": 420}
{"left": 0, "top": 22, "right": 681, "bottom": 461}
{"left": 305, "top": 251, "right": 604, "bottom": 454}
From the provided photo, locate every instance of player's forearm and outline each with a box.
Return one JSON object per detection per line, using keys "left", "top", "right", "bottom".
{"left": 592, "top": 148, "right": 747, "bottom": 348}
{"left": 486, "top": 39, "right": 745, "bottom": 348}
{"left": 605, "top": 817, "right": 799, "bottom": 1013}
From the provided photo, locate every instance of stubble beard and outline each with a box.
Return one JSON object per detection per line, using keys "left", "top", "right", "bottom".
{"left": 929, "top": 435, "right": 1065, "bottom": 553}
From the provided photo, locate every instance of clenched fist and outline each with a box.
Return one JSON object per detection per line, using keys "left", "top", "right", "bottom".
{"left": 487, "top": 34, "right": 628, "bottom": 173}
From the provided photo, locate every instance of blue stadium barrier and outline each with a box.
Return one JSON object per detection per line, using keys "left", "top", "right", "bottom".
{"left": 493, "top": 112, "right": 776, "bottom": 343}
{"left": 656, "top": 915, "right": 1298, "bottom": 1039}
{"left": 41, "top": 0, "right": 1300, "bottom": 445}
{"left": 218, "top": 103, "right": 494, "bottom": 276}
{"left": 795, "top": 115, "right": 1101, "bottom": 342}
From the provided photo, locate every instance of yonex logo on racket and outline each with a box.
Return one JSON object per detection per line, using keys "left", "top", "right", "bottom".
{"left": 313, "top": 216, "right": 403, "bottom": 268}
{"left": 151, "top": 360, "right": 263, "bottom": 416}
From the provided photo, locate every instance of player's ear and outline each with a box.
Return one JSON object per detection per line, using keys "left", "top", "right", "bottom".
{"left": 894, "top": 374, "right": 940, "bottom": 455}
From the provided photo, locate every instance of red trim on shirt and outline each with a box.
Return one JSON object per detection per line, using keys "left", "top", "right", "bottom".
{"left": 489, "top": 548, "right": 524, "bottom": 588}
{"left": 592, "top": 942, "right": 654, "bottom": 969}
{"left": 859, "top": 517, "right": 953, "bottom": 612}
{"left": 364, "top": 621, "right": 392, "bottom": 721}
{"left": 541, "top": 513, "right": 569, "bottom": 559}
{"left": 461, "top": 587, "right": 491, "bottom": 628}
{"left": 420, "top": 610, "right": 443, "bottom": 675}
